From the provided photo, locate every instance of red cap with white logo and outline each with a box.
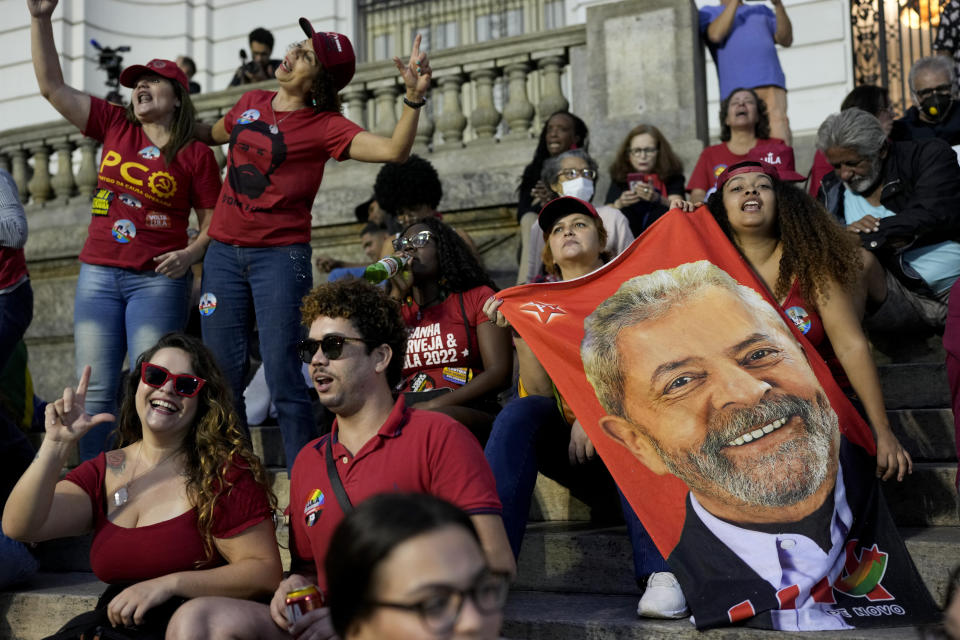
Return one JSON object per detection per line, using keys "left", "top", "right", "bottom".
{"left": 119, "top": 59, "right": 188, "bottom": 91}
{"left": 299, "top": 18, "right": 356, "bottom": 91}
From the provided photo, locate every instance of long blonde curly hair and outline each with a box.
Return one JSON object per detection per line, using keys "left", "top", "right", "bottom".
{"left": 115, "top": 333, "right": 277, "bottom": 562}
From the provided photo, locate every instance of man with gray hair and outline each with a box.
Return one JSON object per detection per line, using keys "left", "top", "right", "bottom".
{"left": 580, "top": 260, "right": 936, "bottom": 630}
{"left": 890, "top": 55, "right": 960, "bottom": 144}
{"left": 817, "top": 107, "right": 960, "bottom": 333}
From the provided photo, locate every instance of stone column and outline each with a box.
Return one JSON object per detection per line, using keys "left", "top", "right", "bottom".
{"left": 0, "top": 153, "right": 9, "bottom": 175}
{"left": 414, "top": 99, "right": 435, "bottom": 151}
{"left": 467, "top": 63, "right": 501, "bottom": 143}
{"left": 434, "top": 70, "right": 467, "bottom": 149}
{"left": 342, "top": 86, "right": 370, "bottom": 129}
{"left": 370, "top": 80, "right": 400, "bottom": 138}
{"left": 27, "top": 144, "right": 52, "bottom": 204}
{"left": 9, "top": 149, "right": 28, "bottom": 202}
{"left": 76, "top": 138, "right": 99, "bottom": 198}
{"left": 51, "top": 138, "right": 77, "bottom": 202}
{"left": 501, "top": 59, "right": 534, "bottom": 139}
{"left": 534, "top": 52, "right": 569, "bottom": 118}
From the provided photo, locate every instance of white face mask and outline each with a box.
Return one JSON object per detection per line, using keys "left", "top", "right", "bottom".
{"left": 561, "top": 177, "right": 594, "bottom": 202}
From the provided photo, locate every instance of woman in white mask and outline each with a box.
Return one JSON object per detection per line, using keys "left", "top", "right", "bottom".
{"left": 522, "top": 149, "right": 634, "bottom": 283}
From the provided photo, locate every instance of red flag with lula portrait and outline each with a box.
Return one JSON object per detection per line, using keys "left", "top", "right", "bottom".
{"left": 495, "top": 206, "right": 938, "bottom": 630}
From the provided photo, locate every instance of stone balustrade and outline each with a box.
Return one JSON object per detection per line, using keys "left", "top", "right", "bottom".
{"left": 0, "top": 26, "right": 584, "bottom": 208}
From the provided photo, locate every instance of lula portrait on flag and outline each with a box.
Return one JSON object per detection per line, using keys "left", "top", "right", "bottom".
{"left": 495, "top": 201, "right": 939, "bottom": 631}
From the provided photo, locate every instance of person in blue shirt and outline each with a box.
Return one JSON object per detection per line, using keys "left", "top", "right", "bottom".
{"left": 700, "top": 0, "right": 794, "bottom": 144}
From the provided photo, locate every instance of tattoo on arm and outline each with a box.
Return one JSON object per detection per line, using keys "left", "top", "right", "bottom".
{"left": 105, "top": 450, "right": 126, "bottom": 475}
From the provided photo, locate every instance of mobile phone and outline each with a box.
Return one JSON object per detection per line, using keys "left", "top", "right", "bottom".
{"left": 627, "top": 172, "right": 649, "bottom": 192}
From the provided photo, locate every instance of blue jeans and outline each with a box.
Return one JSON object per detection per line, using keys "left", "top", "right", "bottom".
{"left": 201, "top": 240, "right": 315, "bottom": 471}
{"left": 0, "top": 280, "right": 33, "bottom": 373}
{"left": 75, "top": 263, "right": 190, "bottom": 460}
{"left": 484, "top": 395, "right": 669, "bottom": 580}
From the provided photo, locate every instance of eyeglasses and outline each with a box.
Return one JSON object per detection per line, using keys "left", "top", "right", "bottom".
{"left": 140, "top": 362, "right": 206, "bottom": 398}
{"left": 368, "top": 571, "right": 509, "bottom": 634}
{"left": 915, "top": 83, "right": 953, "bottom": 100}
{"left": 629, "top": 147, "right": 659, "bottom": 157}
{"left": 297, "top": 335, "right": 376, "bottom": 363}
{"left": 556, "top": 168, "right": 597, "bottom": 181}
{"left": 393, "top": 230, "right": 434, "bottom": 252}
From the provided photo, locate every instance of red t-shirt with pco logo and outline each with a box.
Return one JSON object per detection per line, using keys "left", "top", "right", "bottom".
{"left": 79, "top": 97, "right": 222, "bottom": 271}
{"left": 208, "top": 90, "right": 364, "bottom": 247}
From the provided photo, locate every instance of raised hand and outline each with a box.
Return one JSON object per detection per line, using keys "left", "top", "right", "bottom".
{"left": 45, "top": 365, "right": 115, "bottom": 444}
{"left": 483, "top": 296, "right": 511, "bottom": 328}
{"left": 393, "top": 34, "right": 432, "bottom": 98}
{"left": 26, "top": 0, "right": 58, "bottom": 18}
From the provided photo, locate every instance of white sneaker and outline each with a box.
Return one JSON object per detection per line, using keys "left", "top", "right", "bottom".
{"left": 637, "top": 572, "right": 689, "bottom": 619}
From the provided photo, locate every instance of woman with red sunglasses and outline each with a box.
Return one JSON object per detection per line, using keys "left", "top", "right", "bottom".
{"left": 2, "top": 333, "right": 280, "bottom": 637}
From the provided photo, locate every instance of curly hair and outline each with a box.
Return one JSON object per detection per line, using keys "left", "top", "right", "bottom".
{"left": 124, "top": 78, "right": 196, "bottom": 165}
{"left": 308, "top": 65, "right": 343, "bottom": 114}
{"left": 300, "top": 280, "right": 409, "bottom": 389}
{"left": 541, "top": 213, "right": 609, "bottom": 279}
{"left": 518, "top": 111, "right": 589, "bottom": 200}
{"left": 608, "top": 124, "right": 684, "bottom": 185}
{"left": 401, "top": 217, "right": 497, "bottom": 294}
{"left": 706, "top": 175, "right": 862, "bottom": 306}
{"left": 115, "top": 333, "right": 276, "bottom": 563}
{"left": 719, "top": 88, "right": 771, "bottom": 142}
{"left": 373, "top": 155, "right": 443, "bottom": 217}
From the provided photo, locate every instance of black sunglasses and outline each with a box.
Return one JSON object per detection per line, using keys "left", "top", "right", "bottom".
{"left": 297, "top": 335, "right": 378, "bottom": 363}
{"left": 141, "top": 362, "right": 206, "bottom": 398}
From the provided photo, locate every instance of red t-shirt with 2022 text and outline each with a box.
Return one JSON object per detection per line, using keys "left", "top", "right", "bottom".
{"left": 209, "top": 90, "right": 365, "bottom": 247}
{"left": 80, "top": 97, "right": 222, "bottom": 271}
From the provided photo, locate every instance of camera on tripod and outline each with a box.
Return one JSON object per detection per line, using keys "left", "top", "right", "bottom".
{"left": 90, "top": 39, "right": 130, "bottom": 103}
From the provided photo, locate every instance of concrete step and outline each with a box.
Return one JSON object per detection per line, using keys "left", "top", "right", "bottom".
{"left": 879, "top": 362, "right": 950, "bottom": 410}
{"left": 1, "top": 571, "right": 943, "bottom": 640}
{"left": 501, "top": 591, "right": 941, "bottom": 639}
{"left": 515, "top": 523, "right": 960, "bottom": 605}
{"left": 883, "top": 462, "right": 959, "bottom": 526}
{"left": 889, "top": 408, "right": 956, "bottom": 461}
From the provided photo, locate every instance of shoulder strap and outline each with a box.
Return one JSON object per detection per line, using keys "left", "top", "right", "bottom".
{"left": 325, "top": 437, "right": 353, "bottom": 513}
{"left": 459, "top": 291, "right": 472, "bottom": 357}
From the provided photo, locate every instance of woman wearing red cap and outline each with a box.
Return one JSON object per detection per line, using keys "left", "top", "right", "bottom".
{"left": 701, "top": 160, "right": 912, "bottom": 482}
{"left": 194, "top": 19, "right": 433, "bottom": 473}
{"left": 27, "top": 0, "right": 222, "bottom": 461}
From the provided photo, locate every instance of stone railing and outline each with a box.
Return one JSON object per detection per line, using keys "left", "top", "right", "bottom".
{"left": 0, "top": 25, "right": 584, "bottom": 208}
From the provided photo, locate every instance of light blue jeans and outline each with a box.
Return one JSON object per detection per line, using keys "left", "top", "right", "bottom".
{"left": 75, "top": 263, "right": 190, "bottom": 460}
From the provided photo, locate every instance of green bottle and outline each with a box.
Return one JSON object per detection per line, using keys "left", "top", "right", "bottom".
{"left": 364, "top": 253, "right": 412, "bottom": 284}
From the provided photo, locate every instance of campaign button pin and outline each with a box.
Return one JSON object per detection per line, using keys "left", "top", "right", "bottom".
{"left": 238, "top": 109, "right": 261, "bottom": 124}
{"left": 111, "top": 219, "right": 136, "bottom": 243}
{"left": 198, "top": 292, "right": 217, "bottom": 316}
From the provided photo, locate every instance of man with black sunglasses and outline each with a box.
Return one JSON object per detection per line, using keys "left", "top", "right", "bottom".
{"left": 167, "top": 280, "right": 514, "bottom": 640}
{"left": 891, "top": 56, "right": 960, "bottom": 145}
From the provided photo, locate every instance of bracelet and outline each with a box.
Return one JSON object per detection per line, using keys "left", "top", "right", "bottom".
{"left": 403, "top": 96, "right": 427, "bottom": 109}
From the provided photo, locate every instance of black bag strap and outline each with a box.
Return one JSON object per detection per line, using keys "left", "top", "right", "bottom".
{"left": 325, "top": 436, "right": 353, "bottom": 513}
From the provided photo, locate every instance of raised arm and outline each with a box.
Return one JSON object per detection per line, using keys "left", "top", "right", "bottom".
{"left": 2, "top": 366, "right": 113, "bottom": 542}
{"left": 27, "top": 0, "right": 91, "bottom": 130}
{"left": 817, "top": 277, "right": 912, "bottom": 481}
{"left": 345, "top": 34, "right": 432, "bottom": 164}
{"left": 706, "top": 0, "right": 742, "bottom": 44}
{"left": 771, "top": 0, "right": 794, "bottom": 47}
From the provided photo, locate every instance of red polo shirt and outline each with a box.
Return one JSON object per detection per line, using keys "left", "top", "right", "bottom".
{"left": 288, "top": 395, "right": 501, "bottom": 590}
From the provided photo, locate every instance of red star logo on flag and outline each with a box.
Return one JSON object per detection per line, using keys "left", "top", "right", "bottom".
{"left": 519, "top": 301, "right": 566, "bottom": 324}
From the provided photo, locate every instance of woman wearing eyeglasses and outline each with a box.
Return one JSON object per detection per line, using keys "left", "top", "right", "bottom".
{"left": 606, "top": 124, "right": 686, "bottom": 236}
{"left": 393, "top": 217, "right": 512, "bottom": 443}
{"left": 522, "top": 148, "right": 634, "bottom": 283}
{"left": 2, "top": 333, "right": 280, "bottom": 637}
{"left": 326, "top": 493, "right": 508, "bottom": 640}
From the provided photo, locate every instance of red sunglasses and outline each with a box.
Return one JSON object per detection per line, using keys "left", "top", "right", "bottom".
{"left": 140, "top": 362, "right": 206, "bottom": 398}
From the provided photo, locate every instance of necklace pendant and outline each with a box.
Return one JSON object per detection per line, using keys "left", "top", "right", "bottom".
{"left": 269, "top": 124, "right": 279, "bottom": 134}
{"left": 114, "top": 486, "right": 129, "bottom": 507}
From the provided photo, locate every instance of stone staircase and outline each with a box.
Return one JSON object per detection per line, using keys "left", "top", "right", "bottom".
{"left": 1, "top": 360, "right": 956, "bottom": 639}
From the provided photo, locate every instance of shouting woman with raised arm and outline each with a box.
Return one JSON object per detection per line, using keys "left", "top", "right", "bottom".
{"left": 194, "top": 20, "right": 433, "bottom": 471}
{"left": 27, "top": 0, "right": 222, "bottom": 461}
{"left": 2, "top": 333, "right": 280, "bottom": 638}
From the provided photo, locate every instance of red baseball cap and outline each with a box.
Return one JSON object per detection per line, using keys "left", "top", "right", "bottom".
{"left": 746, "top": 142, "right": 806, "bottom": 182}
{"left": 538, "top": 196, "right": 600, "bottom": 232}
{"left": 119, "top": 59, "right": 188, "bottom": 91}
{"left": 299, "top": 18, "right": 356, "bottom": 91}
